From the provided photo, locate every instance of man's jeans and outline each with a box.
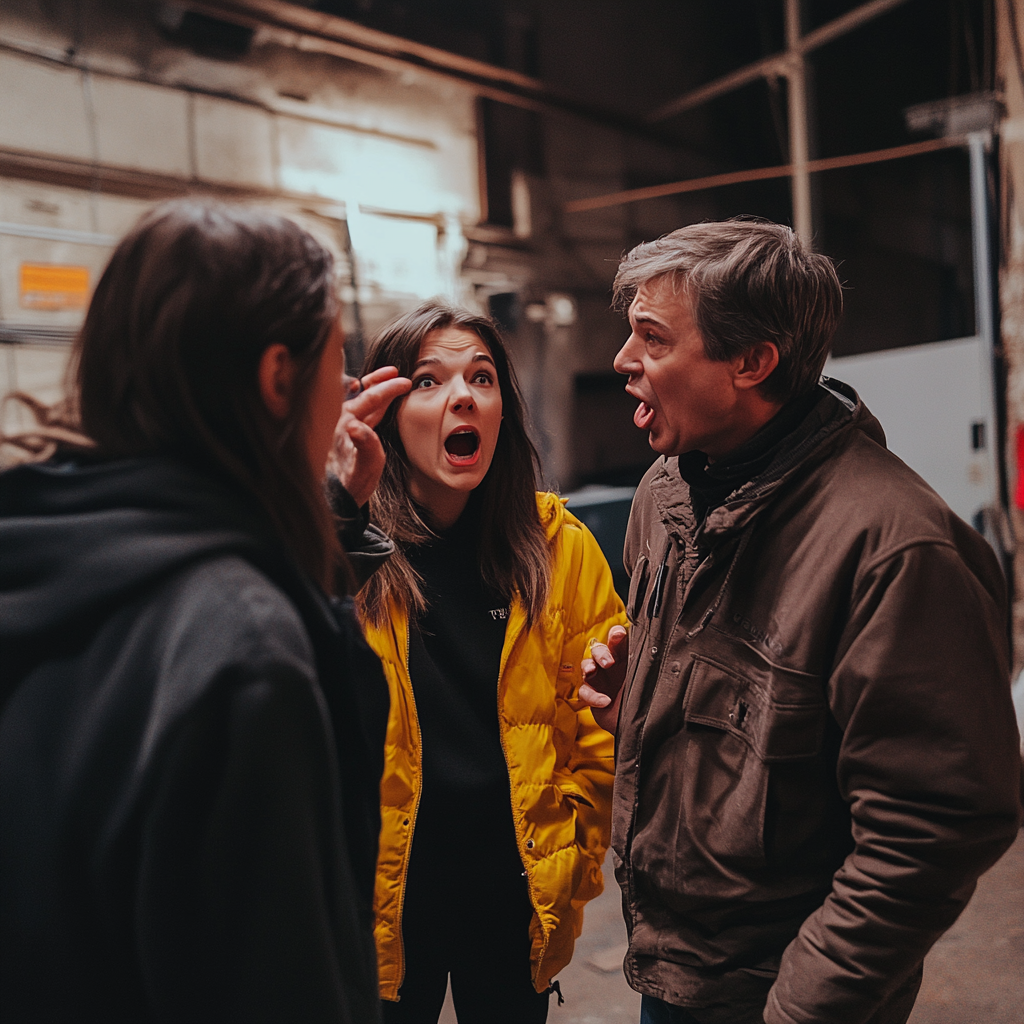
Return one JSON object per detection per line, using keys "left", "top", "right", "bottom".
{"left": 639, "top": 995, "right": 707, "bottom": 1024}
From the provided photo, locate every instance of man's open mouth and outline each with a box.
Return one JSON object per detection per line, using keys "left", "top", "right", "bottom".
{"left": 444, "top": 428, "right": 481, "bottom": 464}
{"left": 634, "top": 400, "right": 655, "bottom": 430}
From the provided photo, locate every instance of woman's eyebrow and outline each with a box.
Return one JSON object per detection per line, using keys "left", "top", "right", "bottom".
{"left": 412, "top": 353, "right": 496, "bottom": 369}
{"left": 412, "top": 356, "right": 442, "bottom": 370}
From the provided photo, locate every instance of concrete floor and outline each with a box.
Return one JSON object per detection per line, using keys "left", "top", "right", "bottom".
{"left": 439, "top": 830, "right": 1024, "bottom": 1024}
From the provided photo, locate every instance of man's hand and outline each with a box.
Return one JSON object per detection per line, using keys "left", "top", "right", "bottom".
{"left": 327, "top": 366, "right": 411, "bottom": 507}
{"left": 579, "top": 625, "right": 629, "bottom": 734}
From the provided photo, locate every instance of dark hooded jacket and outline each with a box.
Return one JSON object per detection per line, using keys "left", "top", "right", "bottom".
{"left": 613, "top": 380, "right": 1022, "bottom": 1024}
{"left": 0, "top": 456, "right": 390, "bottom": 1024}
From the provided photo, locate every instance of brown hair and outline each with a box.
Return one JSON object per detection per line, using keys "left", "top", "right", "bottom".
{"left": 358, "top": 301, "right": 550, "bottom": 626}
{"left": 3, "top": 200, "right": 344, "bottom": 593}
{"left": 613, "top": 218, "right": 843, "bottom": 402}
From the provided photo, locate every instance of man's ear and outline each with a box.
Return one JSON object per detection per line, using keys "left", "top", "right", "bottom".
{"left": 732, "top": 341, "right": 780, "bottom": 391}
{"left": 258, "top": 343, "right": 296, "bottom": 420}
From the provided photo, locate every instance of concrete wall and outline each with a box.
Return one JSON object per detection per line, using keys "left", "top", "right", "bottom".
{"left": 0, "top": 0, "right": 483, "bottom": 442}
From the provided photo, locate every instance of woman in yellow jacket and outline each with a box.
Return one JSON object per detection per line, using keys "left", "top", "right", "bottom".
{"left": 359, "top": 301, "right": 626, "bottom": 1024}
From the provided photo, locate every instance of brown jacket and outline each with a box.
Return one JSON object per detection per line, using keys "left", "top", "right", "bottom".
{"left": 613, "top": 381, "right": 1022, "bottom": 1024}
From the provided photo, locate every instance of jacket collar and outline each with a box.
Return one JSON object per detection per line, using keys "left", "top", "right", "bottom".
{"left": 648, "top": 379, "right": 882, "bottom": 544}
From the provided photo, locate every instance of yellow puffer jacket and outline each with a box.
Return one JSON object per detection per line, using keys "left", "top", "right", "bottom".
{"left": 364, "top": 492, "right": 627, "bottom": 1000}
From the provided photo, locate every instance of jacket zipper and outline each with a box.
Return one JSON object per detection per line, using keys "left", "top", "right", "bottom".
{"left": 495, "top": 606, "right": 550, "bottom": 987}
{"left": 394, "top": 613, "right": 421, "bottom": 995}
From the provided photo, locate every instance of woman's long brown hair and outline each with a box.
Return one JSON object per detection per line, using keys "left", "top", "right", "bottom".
{"left": 2, "top": 200, "right": 345, "bottom": 594}
{"left": 359, "top": 302, "right": 550, "bottom": 626}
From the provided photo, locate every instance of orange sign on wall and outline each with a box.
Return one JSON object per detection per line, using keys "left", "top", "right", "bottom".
{"left": 19, "top": 263, "right": 90, "bottom": 310}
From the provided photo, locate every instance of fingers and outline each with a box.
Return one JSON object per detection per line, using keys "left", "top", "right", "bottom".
{"left": 359, "top": 366, "right": 403, "bottom": 387}
{"left": 344, "top": 419, "right": 383, "bottom": 450}
{"left": 589, "top": 625, "right": 629, "bottom": 667}
{"left": 589, "top": 638, "right": 615, "bottom": 668}
{"left": 608, "top": 624, "right": 629, "bottom": 657}
{"left": 345, "top": 368, "right": 411, "bottom": 427}
{"left": 578, "top": 681, "right": 612, "bottom": 709}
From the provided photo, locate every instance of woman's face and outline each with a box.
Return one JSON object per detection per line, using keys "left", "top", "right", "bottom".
{"left": 396, "top": 326, "right": 503, "bottom": 511}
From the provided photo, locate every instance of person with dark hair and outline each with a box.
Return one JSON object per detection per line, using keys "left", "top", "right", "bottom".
{"left": 579, "top": 218, "right": 1022, "bottom": 1024}
{"left": 357, "top": 301, "right": 626, "bottom": 1024}
{"left": 0, "top": 199, "right": 411, "bottom": 1023}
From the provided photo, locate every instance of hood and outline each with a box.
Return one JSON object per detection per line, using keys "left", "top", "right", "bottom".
{"left": 0, "top": 456, "right": 277, "bottom": 655}
{"left": 536, "top": 490, "right": 570, "bottom": 541}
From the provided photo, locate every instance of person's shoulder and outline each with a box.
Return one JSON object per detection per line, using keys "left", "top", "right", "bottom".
{"left": 535, "top": 490, "right": 576, "bottom": 540}
{"left": 809, "top": 428, "right": 995, "bottom": 573}
{"left": 151, "top": 554, "right": 315, "bottom": 678}
{"left": 827, "top": 428, "right": 953, "bottom": 525}
{"left": 535, "top": 491, "right": 609, "bottom": 552}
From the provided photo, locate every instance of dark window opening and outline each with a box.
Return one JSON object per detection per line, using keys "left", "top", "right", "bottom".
{"left": 479, "top": 99, "right": 544, "bottom": 228}
{"left": 488, "top": 292, "right": 519, "bottom": 333}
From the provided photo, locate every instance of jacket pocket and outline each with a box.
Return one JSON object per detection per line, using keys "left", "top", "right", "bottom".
{"left": 625, "top": 554, "right": 650, "bottom": 624}
{"left": 683, "top": 656, "right": 825, "bottom": 762}
{"left": 670, "top": 655, "right": 826, "bottom": 882}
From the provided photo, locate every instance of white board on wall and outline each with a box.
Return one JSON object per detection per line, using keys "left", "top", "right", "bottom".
{"left": 824, "top": 335, "right": 998, "bottom": 525}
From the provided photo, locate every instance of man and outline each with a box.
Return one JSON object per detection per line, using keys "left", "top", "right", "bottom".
{"left": 580, "top": 219, "right": 1022, "bottom": 1024}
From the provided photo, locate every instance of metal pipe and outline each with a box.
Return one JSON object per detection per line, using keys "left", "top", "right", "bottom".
{"left": 647, "top": 0, "right": 913, "bottom": 124}
{"left": 800, "top": 0, "right": 913, "bottom": 54}
{"left": 0, "top": 221, "right": 117, "bottom": 246}
{"left": 969, "top": 132, "right": 995, "bottom": 346}
{"left": 967, "top": 130, "right": 1004, "bottom": 528}
{"left": 185, "top": 0, "right": 661, "bottom": 140}
{"left": 563, "top": 135, "right": 966, "bottom": 214}
{"left": 645, "top": 54, "right": 788, "bottom": 123}
{"left": 785, "top": 0, "right": 813, "bottom": 246}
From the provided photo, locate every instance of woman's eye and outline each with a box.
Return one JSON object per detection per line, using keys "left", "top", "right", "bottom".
{"left": 472, "top": 372, "right": 494, "bottom": 385}
{"left": 411, "top": 376, "right": 436, "bottom": 390}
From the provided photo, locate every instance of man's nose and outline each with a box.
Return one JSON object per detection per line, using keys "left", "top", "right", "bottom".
{"left": 613, "top": 334, "right": 641, "bottom": 376}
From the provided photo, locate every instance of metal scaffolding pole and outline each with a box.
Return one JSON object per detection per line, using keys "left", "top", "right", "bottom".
{"left": 967, "top": 131, "right": 1003, "bottom": 512}
{"left": 784, "top": 0, "right": 813, "bottom": 245}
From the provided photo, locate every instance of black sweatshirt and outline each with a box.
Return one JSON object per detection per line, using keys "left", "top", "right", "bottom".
{"left": 678, "top": 386, "right": 834, "bottom": 526}
{"left": 0, "top": 456, "right": 389, "bottom": 1024}
{"left": 404, "top": 498, "right": 523, "bottom": 886}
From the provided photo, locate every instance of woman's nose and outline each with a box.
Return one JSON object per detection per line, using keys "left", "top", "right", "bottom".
{"left": 448, "top": 377, "right": 474, "bottom": 411}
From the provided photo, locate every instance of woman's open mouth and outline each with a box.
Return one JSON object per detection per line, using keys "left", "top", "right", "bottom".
{"left": 444, "top": 427, "right": 481, "bottom": 465}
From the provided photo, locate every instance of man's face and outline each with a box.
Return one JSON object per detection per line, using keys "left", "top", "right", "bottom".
{"left": 613, "top": 277, "right": 746, "bottom": 459}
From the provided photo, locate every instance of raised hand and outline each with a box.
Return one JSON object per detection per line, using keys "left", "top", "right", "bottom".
{"left": 327, "top": 366, "right": 411, "bottom": 507}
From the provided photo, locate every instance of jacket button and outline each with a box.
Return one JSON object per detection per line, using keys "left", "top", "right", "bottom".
{"left": 651, "top": 646, "right": 658, "bottom": 655}
{"left": 526, "top": 839, "right": 535, "bottom": 849}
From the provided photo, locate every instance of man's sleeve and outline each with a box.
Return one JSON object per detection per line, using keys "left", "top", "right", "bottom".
{"left": 766, "top": 540, "right": 1022, "bottom": 1024}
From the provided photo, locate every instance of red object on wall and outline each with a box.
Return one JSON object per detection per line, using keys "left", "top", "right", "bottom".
{"left": 1016, "top": 425, "right": 1024, "bottom": 510}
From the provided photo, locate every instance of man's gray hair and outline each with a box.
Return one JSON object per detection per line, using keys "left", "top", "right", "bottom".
{"left": 613, "top": 218, "right": 843, "bottom": 402}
